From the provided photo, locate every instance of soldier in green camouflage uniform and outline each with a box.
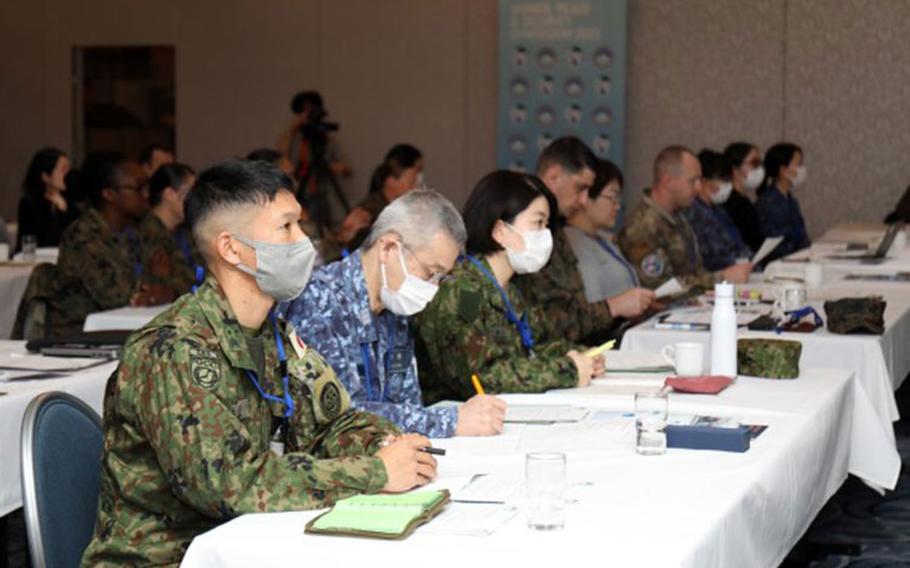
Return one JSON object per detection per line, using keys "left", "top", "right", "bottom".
{"left": 513, "top": 137, "right": 618, "bottom": 345}
{"left": 139, "top": 163, "right": 202, "bottom": 295}
{"left": 415, "top": 170, "right": 597, "bottom": 404}
{"left": 416, "top": 258, "right": 584, "bottom": 404}
{"left": 82, "top": 159, "right": 435, "bottom": 566}
{"left": 618, "top": 147, "right": 752, "bottom": 291}
{"left": 49, "top": 152, "right": 169, "bottom": 336}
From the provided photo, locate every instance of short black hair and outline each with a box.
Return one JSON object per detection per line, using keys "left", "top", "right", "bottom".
{"left": 82, "top": 151, "right": 129, "bottom": 210}
{"left": 290, "top": 90, "right": 323, "bottom": 114}
{"left": 148, "top": 163, "right": 195, "bottom": 207}
{"left": 246, "top": 148, "right": 284, "bottom": 165}
{"left": 369, "top": 143, "right": 424, "bottom": 194}
{"left": 698, "top": 149, "right": 732, "bottom": 182}
{"left": 463, "top": 170, "right": 553, "bottom": 255}
{"left": 139, "top": 144, "right": 172, "bottom": 166}
{"left": 761, "top": 142, "right": 803, "bottom": 191}
{"left": 536, "top": 136, "right": 597, "bottom": 177}
{"left": 185, "top": 159, "right": 293, "bottom": 235}
{"left": 589, "top": 159, "right": 624, "bottom": 199}
{"left": 22, "top": 147, "right": 66, "bottom": 198}
{"left": 723, "top": 142, "right": 757, "bottom": 168}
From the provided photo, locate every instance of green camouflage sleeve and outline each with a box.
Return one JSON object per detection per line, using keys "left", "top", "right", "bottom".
{"left": 618, "top": 226, "right": 717, "bottom": 292}
{"left": 60, "top": 222, "right": 134, "bottom": 309}
{"left": 139, "top": 218, "right": 196, "bottom": 294}
{"left": 417, "top": 285, "right": 578, "bottom": 401}
{"left": 304, "top": 409, "right": 400, "bottom": 459}
{"left": 514, "top": 229, "right": 614, "bottom": 344}
{"left": 127, "top": 341, "right": 389, "bottom": 517}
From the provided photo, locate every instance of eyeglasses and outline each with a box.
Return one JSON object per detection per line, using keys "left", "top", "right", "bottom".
{"left": 599, "top": 192, "right": 622, "bottom": 205}
{"left": 403, "top": 245, "right": 451, "bottom": 286}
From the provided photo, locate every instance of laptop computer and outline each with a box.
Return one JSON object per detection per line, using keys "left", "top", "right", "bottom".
{"left": 826, "top": 221, "right": 905, "bottom": 264}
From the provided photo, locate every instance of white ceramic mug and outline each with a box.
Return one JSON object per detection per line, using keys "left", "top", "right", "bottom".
{"left": 804, "top": 263, "right": 824, "bottom": 288}
{"left": 661, "top": 342, "right": 704, "bottom": 376}
{"left": 774, "top": 281, "right": 808, "bottom": 313}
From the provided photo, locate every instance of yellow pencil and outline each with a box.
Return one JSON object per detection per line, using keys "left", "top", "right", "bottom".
{"left": 584, "top": 339, "right": 616, "bottom": 358}
{"left": 471, "top": 374, "right": 485, "bottom": 395}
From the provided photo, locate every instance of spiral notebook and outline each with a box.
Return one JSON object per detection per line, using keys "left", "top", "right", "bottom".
{"left": 304, "top": 490, "right": 450, "bottom": 540}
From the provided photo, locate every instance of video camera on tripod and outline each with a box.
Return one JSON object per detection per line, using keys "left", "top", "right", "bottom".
{"left": 290, "top": 90, "right": 350, "bottom": 232}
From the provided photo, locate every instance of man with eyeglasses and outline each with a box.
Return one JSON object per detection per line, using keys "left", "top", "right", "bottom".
{"left": 49, "top": 151, "right": 174, "bottom": 336}
{"left": 279, "top": 189, "right": 506, "bottom": 438}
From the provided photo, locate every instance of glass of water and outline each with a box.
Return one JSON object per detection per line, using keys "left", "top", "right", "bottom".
{"left": 21, "top": 234, "right": 37, "bottom": 263}
{"left": 526, "top": 452, "right": 566, "bottom": 530}
{"left": 635, "top": 391, "right": 668, "bottom": 456}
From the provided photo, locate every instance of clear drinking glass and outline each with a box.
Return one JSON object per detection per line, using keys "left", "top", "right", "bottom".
{"left": 526, "top": 452, "right": 566, "bottom": 530}
{"left": 21, "top": 234, "right": 37, "bottom": 263}
{"left": 635, "top": 391, "right": 668, "bottom": 456}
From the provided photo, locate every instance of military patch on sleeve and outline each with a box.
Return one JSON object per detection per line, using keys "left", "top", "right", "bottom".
{"left": 640, "top": 253, "right": 666, "bottom": 279}
{"left": 319, "top": 382, "right": 342, "bottom": 420}
{"left": 457, "top": 290, "right": 482, "bottom": 323}
{"left": 189, "top": 347, "right": 220, "bottom": 391}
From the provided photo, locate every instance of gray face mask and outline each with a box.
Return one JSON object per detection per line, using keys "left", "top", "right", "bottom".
{"left": 233, "top": 234, "right": 316, "bottom": 301}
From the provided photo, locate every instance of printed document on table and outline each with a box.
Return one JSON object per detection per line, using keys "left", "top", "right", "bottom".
{"left": 420, "top": 503, "right": 519, "bottom": 537}
{"left": 505, "top": 404, "right": 588, "bottom": 423}
{"left": 751, "top": 236, "right": 785, "bottom": 265}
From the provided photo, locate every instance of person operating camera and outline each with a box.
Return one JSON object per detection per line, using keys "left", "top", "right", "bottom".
{"left": 278, "top": 90, "right": 352, "bottom": 232}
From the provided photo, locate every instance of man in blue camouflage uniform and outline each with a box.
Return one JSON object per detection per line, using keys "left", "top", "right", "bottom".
{"left": 280, "top": 190, "right": 505, "bottom": 438}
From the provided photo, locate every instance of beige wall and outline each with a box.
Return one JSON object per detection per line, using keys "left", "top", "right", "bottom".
{"left": 2, "top": 0, "right": 910, "bottom": 239}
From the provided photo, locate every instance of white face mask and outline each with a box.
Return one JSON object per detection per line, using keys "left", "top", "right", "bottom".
{"left": 744, "top": 166, "right": 764, "bottom": 191}
{"left": 790, "top": 165, "right": 807, "bottom": 188}
{"left": 504, "top": 223, "right": 553, "bottom": 274}
{"left": 711, "top": 181, "right": 733, "bottom": 205}
{"left": 379, "top": 243, "right": 439, "bottom": 316}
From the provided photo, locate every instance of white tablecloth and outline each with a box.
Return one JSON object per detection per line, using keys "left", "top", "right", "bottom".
{"left": 182, "top": 368, "right": 854, "bottom": 568}
{"left": 83, "top": 304, "right": 170, "bottom": 332}
{"left": 0, "top": 264, "right": 36, "bottom": 339}
{"left": 622, "top": 286, "right": 907, "bottom": 491}
{"left": 0, "top": 340, "right": 116, "bottom": 517}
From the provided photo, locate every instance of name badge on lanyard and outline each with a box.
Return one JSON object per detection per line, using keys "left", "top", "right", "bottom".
{"left": 388, "top": 348, "right": 411, "bottom": 375}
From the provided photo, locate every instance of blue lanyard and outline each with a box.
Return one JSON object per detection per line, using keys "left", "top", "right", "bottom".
{"left": 176, "top": 230, "right": 205, "bottom": 292}
{"left": 121, "top": 227, "right": 143, "bottom": 278}
{"left": 464, "top": 254, "right": 535, "bottom": 354}
{"left": 588, "top": 233, "right": 639, "bottom": 286}
{"left": 360, "top": 341, "right": 389, "bottom": 403}
{"left": 243, "top": 311, "right": 296, "bottom": 419}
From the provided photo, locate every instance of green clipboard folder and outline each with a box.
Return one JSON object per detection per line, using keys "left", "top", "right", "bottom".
{"left": 305, "top": 490, "right": 450, "bottom": 540}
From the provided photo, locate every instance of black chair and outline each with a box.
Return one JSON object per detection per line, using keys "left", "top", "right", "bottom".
{"left": 20, "top": 392, "right": 103, "bottom": 568}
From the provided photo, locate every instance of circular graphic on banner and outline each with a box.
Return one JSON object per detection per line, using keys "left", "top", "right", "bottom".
{"left": 593, "top": 106, "right": 612, "bottom": 126}
{"left": 593, "top": 133, "right": 611, "bottom": 155}
{"left": 565, "top": 77, "right": 584, "bottom": 97}
{"left": 537, "top": 132, "right": 554, "bottom": 151}
{"left": 537, "top": 48, "right": 557, "bottom": 68}
{"left": 569, "top": 46, "right": 584, "bottom": 67}
{"left": 509, "top": 104, "right": 528, "bottom": 125}
{"left": 594, "top": 47, "right": 613, "bottom": 69}
{"left": 509, "top": 136, "right": 528, "bottom": 154}
{"left": 510, "top": 78, "right": 529, "bottom": 97}
{"left": 595, "top": 75, "right": 612, "bottom": 96}
{"left": 537, "top": 106, "right": 556, "bottom": 127}
{"left": 514, "top": 46, "right": 528, "bottom": 67}
{"left": 565, "top": 104, "right": 583, "bottom": 126}
{"left": 539, "top": 75, "right": 555, "bottom": 96}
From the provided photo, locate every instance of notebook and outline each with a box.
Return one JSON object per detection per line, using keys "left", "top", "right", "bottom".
{"left": 305, "top": 490, "right": 450, "bottom": 540}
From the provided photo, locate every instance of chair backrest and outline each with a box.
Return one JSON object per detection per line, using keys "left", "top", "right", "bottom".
{"left": 20, "top": 391, "right": 103, "bottom": 568}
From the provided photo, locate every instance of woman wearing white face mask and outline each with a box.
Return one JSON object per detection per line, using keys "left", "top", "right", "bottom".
{"left": 755, "top": 142, "right": 811, "bottom": 262}
{"left": 723, "top": 142, "right": 766, "bottom": 252}
{"left": 414, "top": 171, "right": 602, "bottom": 405}
{"left": 683, "top": 150, "right": 753, "bottom": 272}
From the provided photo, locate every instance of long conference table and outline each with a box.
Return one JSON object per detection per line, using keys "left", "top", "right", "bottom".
{"left": 2, "top": 224, "right": 908, "bottom": 567}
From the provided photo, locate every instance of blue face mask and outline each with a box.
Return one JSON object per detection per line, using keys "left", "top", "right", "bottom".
{"left": 233, "top": 234, "right": 316, "bottom": 301}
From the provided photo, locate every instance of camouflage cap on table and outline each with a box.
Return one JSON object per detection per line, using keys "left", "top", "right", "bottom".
{"left": 824, "top": 296, "right": 886, "bottom": 335}
{"left": 737, "top": 338, "right": 802, "bottom": 379}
